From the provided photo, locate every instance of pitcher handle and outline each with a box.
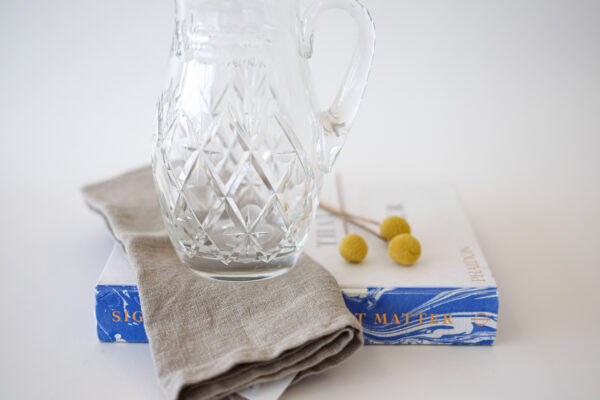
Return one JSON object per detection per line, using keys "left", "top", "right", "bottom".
{"left": 299, "top": 0, "right": 375, "bottom": 172}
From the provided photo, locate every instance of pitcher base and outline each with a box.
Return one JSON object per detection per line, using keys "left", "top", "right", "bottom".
{"left": 180, "top": 252, "right": 299, "bottom": 281}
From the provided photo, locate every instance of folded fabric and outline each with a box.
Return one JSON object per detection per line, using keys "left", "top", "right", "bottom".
{"left": 82, "top": 167, "right": 363, "bottom": 400}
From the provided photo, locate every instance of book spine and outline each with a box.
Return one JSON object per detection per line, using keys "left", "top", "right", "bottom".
{"left": 95, "top": 285, "right": 498, "bottom": 344}
{"left": 343, "top": 287, "right": 498, "bottom": 344}
{"left": 95, "top": 285, "right": 147, "bottom": 342}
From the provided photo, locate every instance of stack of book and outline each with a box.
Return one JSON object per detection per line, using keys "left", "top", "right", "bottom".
{"left": 95, "top": 180, "right": 498, "bottom": 345}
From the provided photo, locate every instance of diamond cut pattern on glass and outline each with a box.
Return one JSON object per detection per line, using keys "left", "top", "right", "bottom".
{"left": 154, "top": 61, "right": 315, "bottom": 264}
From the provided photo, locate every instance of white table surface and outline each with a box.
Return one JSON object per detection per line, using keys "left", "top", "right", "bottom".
{"left": 1, "top": 0, "right": 599, "bottom": 398}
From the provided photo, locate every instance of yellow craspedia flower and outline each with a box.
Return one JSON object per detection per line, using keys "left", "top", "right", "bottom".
{"left": 339, "top": 234, "right": 368, "bottom": 263}
{"left": 388, "top": 233, "right": 421, "bottom": 265}
{"left": 380, "top": 216, "right": 411, "bottom": 240}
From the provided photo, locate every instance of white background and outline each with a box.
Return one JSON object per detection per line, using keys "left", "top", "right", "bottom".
{"left": 1, "top": 0, "right": 599, "bottom": 398}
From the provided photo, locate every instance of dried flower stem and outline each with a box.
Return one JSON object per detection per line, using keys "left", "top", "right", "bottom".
{"left": 319, "top": 202, "right": 380, "bottom": 225}
{"left": 319, "top": 201, "right": 386, "bottom": 242}
{"left": 346, "top": 219, "right": 386, "bottom": 241}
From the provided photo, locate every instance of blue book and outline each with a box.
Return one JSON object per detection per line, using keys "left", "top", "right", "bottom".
{"left": 95, "top": 181, "right": 498, "bottom": 344}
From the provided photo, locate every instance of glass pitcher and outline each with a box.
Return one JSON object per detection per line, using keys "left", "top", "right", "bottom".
{"left": 152, "top": 0, "right": 375, "bottom": 280}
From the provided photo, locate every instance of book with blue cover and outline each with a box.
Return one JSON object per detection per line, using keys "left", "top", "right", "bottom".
{"left": 95, "top": 180, "right": 498, "bottom": 345}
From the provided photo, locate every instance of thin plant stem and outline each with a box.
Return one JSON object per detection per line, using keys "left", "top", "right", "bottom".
{"left": 319, "top": 202, "right": 380, "bottom": 225}
{"left": 319, "top": 200, "right": 386, "bottom": 242}
{"left": 346, "top": 218, "right": 386, "bottom": 241}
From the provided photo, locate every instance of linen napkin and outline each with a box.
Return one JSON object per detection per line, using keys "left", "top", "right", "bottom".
{"left": 82, "top": 167, "right": 363, "bottom": 400}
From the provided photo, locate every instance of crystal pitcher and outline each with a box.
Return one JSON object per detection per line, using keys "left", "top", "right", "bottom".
{"left": 152, "top": 0, "right": 375, "bottom": 280}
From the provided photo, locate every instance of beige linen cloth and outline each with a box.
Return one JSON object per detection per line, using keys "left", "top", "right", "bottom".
{"left": 83, "top": 167, "right": 363, "bottom": 400}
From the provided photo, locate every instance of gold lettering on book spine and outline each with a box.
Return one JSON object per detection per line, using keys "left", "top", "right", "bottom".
{"left": 133, "top": 311, "right": 143, "bottom": 322}
{"left": 374, "top": 313, "right": 388, "bottom": 324}
{"left": 111, "top": 310, "right": 144, "bottom": 322}
{"left": 443, "top": 314, "right": 453, "bottom": 324}
{"left": 430, "top": 314, "right": 439, "bottom": 324}
{"left": 355, "top": 313, "right": 367, "bottom": 324}
{"left": 353, "top": 312, "right": 455, "bottom": 326}
{"left": 460, "top": 246, "right": 486, "bottom": 283}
